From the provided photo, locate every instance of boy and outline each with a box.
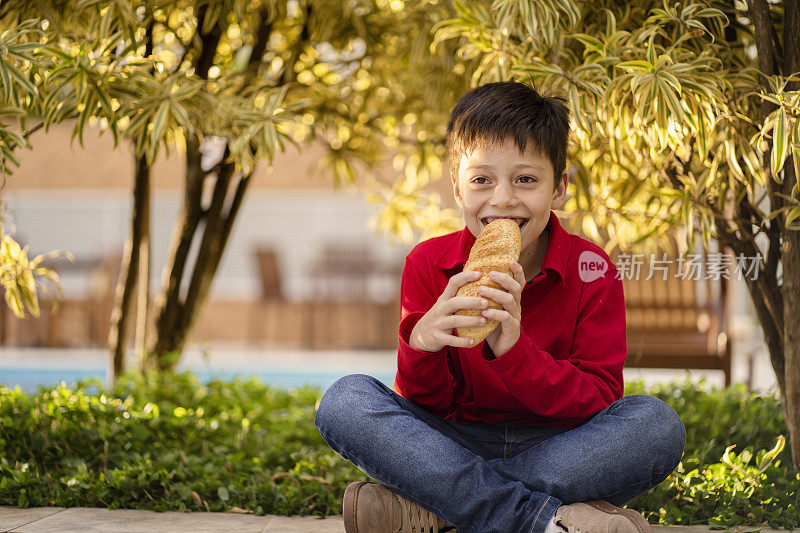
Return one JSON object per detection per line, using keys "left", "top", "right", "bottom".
{"left": 315, "top": 82, "right": 686, "bottom": 533}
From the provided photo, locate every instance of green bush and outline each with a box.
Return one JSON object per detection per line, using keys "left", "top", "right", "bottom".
{"left": 624, "top": 378, "right": 798, "bottom": 528}
{"left": 0, "top": 371, "right": 797, "bottom": 527}
{"left": 0, "top": 370, "right": 355, "bottom": 516}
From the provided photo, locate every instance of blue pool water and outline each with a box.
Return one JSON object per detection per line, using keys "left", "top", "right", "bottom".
{"left": 0, "top": 367, "right": 396, "bottom": 395}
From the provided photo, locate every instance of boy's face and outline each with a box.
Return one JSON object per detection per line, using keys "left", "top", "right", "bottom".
{"left": 451, "top": 136, "right": 568, "bottom": 263}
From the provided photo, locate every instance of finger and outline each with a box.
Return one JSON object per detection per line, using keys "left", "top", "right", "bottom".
{"left": 447, "top": 296, "right": 489, "bottom": 313}
{"left": 477, "top": 285, "right": 515, "bottom": 308}
{"left": 482, "top": 308, "right": 518, "bottom": 327}
{"left": 437, "top": 332, "right": 478, "bottom": 348}
{"left": 441, "top": 313, "right": 487, "bottom": 330}
{"left": 441, "top": 270, "right": 482, "bottom": 299}
{"left": 488, "top": 269, "right": 522, "bottom": 297}
{"left": 509, "top": 260, "right": 527, "bottom": 287}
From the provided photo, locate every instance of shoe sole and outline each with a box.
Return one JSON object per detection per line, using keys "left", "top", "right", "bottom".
{"left": 586, "top": 501, "right": 651, "bottom": 533}
{"left": 343, "top": 480, "right": 371, "bottom": 533}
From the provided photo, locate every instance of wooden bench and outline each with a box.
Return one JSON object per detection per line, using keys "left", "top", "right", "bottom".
{"left": 250, "top": 246, "right": 400, "bottom": 350}
{"left": 613, "top": 247, "right": 732, "bottom": 386}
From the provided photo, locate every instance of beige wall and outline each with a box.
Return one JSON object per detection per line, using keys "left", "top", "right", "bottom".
{"left": 5, "top": 121, "right": 332, "bottom": 190}
{"left": 6, "top": 121, "right": 457, "bottom": 208}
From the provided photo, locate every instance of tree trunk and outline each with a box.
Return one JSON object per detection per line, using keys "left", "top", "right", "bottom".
{"left": 145, "top": 137, "right": 204, "bottom": 372}
{"left": 148, "top": 139, "right": 253, "bottom": 371}
{"left": 108, "top": 153, "right": 150, "bottom": 382}
{"left": 134, "top": 166, "right": 151, "bottom": 366}
{"left": 744, "top": 0, "right": 800, "bottom": 470}
{"left": 782, "top": 0, "right": 800, "bottom": 475}
{"left": 783, "top": 212, "right": 800, "bottom": 470}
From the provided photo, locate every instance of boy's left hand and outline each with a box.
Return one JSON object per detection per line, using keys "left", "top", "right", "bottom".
{"left": 478, "top": 260, "right": 525, "bottom": 358}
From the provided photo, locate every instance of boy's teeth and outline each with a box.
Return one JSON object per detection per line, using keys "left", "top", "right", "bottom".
{"left": 483, "top": 217, "right": 527, "bottom": 228}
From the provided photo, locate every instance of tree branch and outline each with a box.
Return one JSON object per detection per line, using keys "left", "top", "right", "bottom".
{"left": 783, "top": 0, "right": 800, "bottom": 233}
{"left": 766, "top": 217, "right": 781, "bottom": 279}
{"left": 747, "top": 0, "right": 784, "bottom": 236}
{"left": 182, "top": 148, "right": 235, "bottom": 329}
{"left": 784, "top": 0, "right": 800, "bottom": 79}
{"left": 279, "top": 3, "right": 312, "bottom": 86}
{"left": 660, "top": 137, "right": 785, "bottom": 337}
{"left": 214, "top": 172, "right": 252, "bottom": 274}
{"left": 240, "top": 6, "right": 273, "bottom": 90}
{"left": 714, "top": 214, "right": 784, "bottom": 336}
{"left": 746, "top": 0, "right": 779, "bottom": 78}
{"left": 152, "top": 137, "right": 204, "bottom": 340}
{"left": 736, "top": 190, "right": 764, "bottom": 230}
{"left": 661, "top": 139, "right": 694, "bottom": 192}
{"left": 6, "top": 121, "right": 45, "bottom": 152}
{"left": 191, "top": 5, "right": 223, "bottom": 80}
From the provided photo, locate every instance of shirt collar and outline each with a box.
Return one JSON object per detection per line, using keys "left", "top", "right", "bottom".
{"left": 434, "top": 210, "right": 570, "bottom": 286}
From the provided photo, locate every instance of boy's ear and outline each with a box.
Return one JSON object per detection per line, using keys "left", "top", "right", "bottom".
{"left": 451, "top": 172, "right": 464, "bottom": 209}
{"left": 551, "top": 170, "right": 569, "bottom": 210}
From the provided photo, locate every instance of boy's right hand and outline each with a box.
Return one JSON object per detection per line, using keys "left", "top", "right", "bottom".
{"left": 409, "top": 270, "right": 489, "bottom": 352}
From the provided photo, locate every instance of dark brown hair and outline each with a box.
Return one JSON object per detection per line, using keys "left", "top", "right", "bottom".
{"left": 446, "top": 82, "right": 570, "bottom": 185}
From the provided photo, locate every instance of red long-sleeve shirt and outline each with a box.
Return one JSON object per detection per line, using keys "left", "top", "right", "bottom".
{"left": 392, "top": 211, "right": 626, "bottom": 428}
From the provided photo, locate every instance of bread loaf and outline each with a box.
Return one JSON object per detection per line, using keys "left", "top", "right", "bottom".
{"left": 455, "top": 218, "right": 521, "bottom": 344}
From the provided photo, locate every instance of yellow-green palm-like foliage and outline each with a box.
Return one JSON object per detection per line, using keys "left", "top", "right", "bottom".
{"left": 0, "top": 1, "right": 472, "bottom": 322}
{"left": 433, "top": 0, "right": 799, "bottom": 254}
{"left": 0, "top": 231, "right": 65, "bottom": 318}
{"left": 0, "top": 1, "right": 473, "bottom": 248}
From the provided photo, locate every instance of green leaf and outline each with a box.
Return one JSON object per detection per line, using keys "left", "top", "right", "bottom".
{"left": 203, "top": 2, "right": 223, "bottom": 34}
{"left": 792, "top": 145, "right": 800, "bottom": 190}
{"left": 786, "top": 206, "right": 800, "bottom": 228}
{"left": 771, "top": 107, "right": 789, "bottom": 179}
{"left": 725, "top": 140, "right": 746, "bottom": 183}
{"left": 4, "top": 286, "right": 24, "bottom": 318}
{"left": 5, "top": 62, "right": 37, "bottom": 98}
{"left": 0, "top": 63, "right": 13, "bottom": 103}
{"left": 762, "top": 204, "right": 798, "bottom": 222}
{"left": 170, "top": 102, "right": 191, "bottom": 131}
{"left": 94, "top": 86, "right": 115, "bottom": 120}
{"left": 149, "top": 102, "right": 170, "bottom": 158}
{"left": 660, "top": 83, "right": 683, "bottom": 122}
{"left": 571, "top": 32, "right": 603, "bottom": 51}
{"left": 693, "top": 102, "right": 708, "bottom": 160}
{"left": 757, "top": 436, "right": 785, "bottom": 472}
{"left": 618, "top": 60, "right": 653, "bottom": 73}
{"left": 646, "top": 35, "right": 657, "bottom": 66}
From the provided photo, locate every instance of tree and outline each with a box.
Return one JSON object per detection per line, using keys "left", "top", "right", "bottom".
{"left": 430, "top": 0, "right": 800, "bottom": 469}
{"left": 0, "top": 1, "right": 469, "bottom": 373}
{"left": 0, "top": 20, "right": 64, "bottom": 323}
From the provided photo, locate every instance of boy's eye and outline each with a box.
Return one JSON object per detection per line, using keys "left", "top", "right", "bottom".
{"left": 471, "top": 176, "right": 489, "bottom": 184}
{"left": 518, "top": 176, "right": 538, "bottom": 183}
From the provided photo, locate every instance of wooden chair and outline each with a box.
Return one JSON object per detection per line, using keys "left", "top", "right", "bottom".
{"left": 250, "top": 247, "right": 293, "bottom": 346}
{"left": 313, "top": 243, "right": 372, "bottom": 301}
{"left": 614, "top": 245, "right": 732, "bottom": 386}
{"left": 305, "top": 243, "right": 400, "bottom": 350}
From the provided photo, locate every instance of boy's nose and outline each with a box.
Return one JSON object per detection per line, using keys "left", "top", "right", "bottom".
{"left": 490, "top": 182, "right": 517, "bottom": 207}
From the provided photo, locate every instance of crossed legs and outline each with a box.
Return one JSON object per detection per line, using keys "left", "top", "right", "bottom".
{"left": 314, "top": 374, "right": 685, "bottom": 533}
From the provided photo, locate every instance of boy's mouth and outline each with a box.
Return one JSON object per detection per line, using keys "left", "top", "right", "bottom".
{"left": 481, "top": 216, "right": 528, "bottom": 230}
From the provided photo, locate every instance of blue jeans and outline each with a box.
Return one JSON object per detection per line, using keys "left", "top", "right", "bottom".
{"left": 314, "top": 374, "right": 685, "bottom": 533}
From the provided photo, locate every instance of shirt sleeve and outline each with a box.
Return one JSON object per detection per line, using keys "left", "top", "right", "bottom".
{"left": 392, "top": 253, "right": 455, "bottom": 416}
{"left": 484, "top": 269, "right": 625, "bottom": 424}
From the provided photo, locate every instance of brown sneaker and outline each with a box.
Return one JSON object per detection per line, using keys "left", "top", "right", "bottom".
{"left": 343, "top": 481, "right": 453, "bottom": 533}
{"left": 554, "top": 500, "right": 651, "bottom": 533}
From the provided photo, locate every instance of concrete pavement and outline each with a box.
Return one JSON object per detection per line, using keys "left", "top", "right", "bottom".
{"left": 0, "top": 506, "right": 791, "bottom": 532}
